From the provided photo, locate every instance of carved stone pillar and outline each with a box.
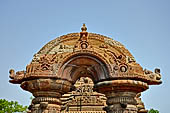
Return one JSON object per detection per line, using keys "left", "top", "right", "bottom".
{"left": 135, "top": 93, "right": 148, "bottom": 113}
{"left": 21, "top": 79, "right": 72, "bottom": 113}
{"left": 104, "top": 92, "right": 137, "bottom": 113}
{"left": 94, "top": 80, "right": 149, "bottom": 113}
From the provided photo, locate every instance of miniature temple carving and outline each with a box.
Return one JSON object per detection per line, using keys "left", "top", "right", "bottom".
{"left": 61, "top": 77, "right": 106, "bottom": 112}
{"left": 9, "top": 24, "right": 162, "bottom": 113}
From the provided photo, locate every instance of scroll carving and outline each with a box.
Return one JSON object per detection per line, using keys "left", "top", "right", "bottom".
{"left": 9, "top": 69, "right": 25, "bottom": 83}
{"left": 144, "top": 68, "right": 162, "bottom": 84}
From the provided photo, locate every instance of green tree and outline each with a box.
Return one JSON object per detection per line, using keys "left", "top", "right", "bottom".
{"left": 148, "top": 109, "right": 159, "bottom": 113}
{"left": 0, "top": 99, "right": 27, "bottom": 113}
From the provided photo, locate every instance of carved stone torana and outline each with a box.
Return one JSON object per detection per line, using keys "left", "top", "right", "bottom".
{"left": 9, "top": 24, "right": 162, "bottom": 113}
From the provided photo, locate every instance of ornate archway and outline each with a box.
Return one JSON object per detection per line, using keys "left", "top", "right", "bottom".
{"left": 9, "top": 24, "right": 162, "bottom": 113}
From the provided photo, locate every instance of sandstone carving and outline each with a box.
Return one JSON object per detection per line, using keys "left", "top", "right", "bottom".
{"left": 61, "top": 77, "right": 106, "bottom": 112}
{"left": 9, "top": 69, "right": 25, "bottom": 83}
{"left": 9, "top": 24, "right": 162, "bottom": 113}
{"left": 144, "top": 68, "right": 162, "bottom": 84}
{"left": 135, "top": 93, "right": 148, "bottom": 113}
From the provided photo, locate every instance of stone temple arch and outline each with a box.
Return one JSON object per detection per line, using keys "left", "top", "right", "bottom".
{"left": 9, "top": 24, "right": 162, "bottom": 113}
{"left": 58, "top": 53, "right": 110, "bottom": 83}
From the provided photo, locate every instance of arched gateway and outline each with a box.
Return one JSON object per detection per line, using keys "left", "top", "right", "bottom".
{"left": 9, "top": 24, "right": 162, "bottom": 113}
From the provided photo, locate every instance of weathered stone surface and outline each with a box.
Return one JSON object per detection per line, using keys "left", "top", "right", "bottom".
{"left": 61, "top": 77, "right": 106, "bottom": 112}
{"left": 9, "top": 24, "right": 162, "bottom": 113}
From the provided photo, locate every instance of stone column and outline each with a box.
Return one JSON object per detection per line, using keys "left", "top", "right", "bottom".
{"left": 94, "top": 80, "right": 149, "bottom": 113}
{"left": 20, "top": 79, "right": 72, "bottom": 113}
{"left": 104, "top": 92, "right": 138, "bottom": 113}
{"left": 30, "top": 94, "right": 62, "bottom": 113}
{"left": 135, "top": 93, "right": 148, "bottom": 113}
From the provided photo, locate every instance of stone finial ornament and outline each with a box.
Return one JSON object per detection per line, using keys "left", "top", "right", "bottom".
{"left": 81, "top": 23, "right": 87, "bottom": 32}
{"left": 9, "top": 24, "right": 162, "bottom": 113}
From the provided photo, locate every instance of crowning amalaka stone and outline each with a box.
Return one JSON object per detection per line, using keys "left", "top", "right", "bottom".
{"left": 9, "top": 24, "right": 162, "bottom": 113}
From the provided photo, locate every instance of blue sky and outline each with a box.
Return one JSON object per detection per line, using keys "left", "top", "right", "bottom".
{"left": 0, "top": 0, "right": 170, "bottom": 112}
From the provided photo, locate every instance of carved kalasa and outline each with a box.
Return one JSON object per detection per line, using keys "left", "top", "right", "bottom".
{"left": 9, "top": 24, "right": 162, "bottom": 113}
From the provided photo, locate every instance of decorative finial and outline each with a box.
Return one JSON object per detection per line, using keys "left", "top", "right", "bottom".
{"left": 81, "top": 23, "right": 87, "bottom": 32}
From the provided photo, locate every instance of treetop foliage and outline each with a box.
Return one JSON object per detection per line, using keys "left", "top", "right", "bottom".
{"left": 0, "top": 99, "right": 27, "bottom": 113}
{"left": 148, "top": 109, "right": 159, "bottom": 113}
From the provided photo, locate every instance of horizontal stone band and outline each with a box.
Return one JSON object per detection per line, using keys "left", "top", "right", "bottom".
{"left": 107, "top": 96, "right": 136, "bottom": 105}
{"left": 32, "top": 97, "right": 61, "bottom": 104}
